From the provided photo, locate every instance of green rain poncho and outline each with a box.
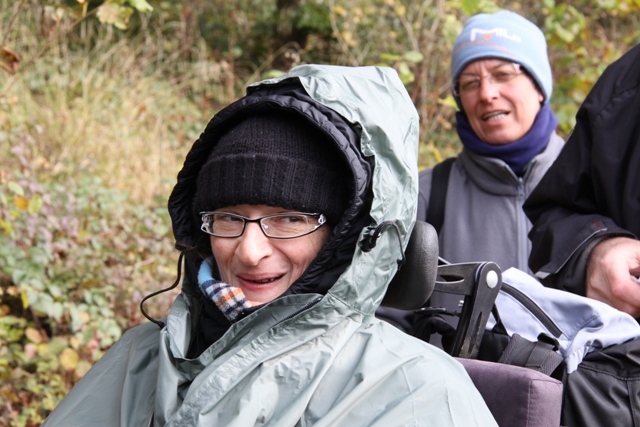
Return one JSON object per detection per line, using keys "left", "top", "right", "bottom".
{"left": 43, "top": 65, "right": 496, "bottom": 427}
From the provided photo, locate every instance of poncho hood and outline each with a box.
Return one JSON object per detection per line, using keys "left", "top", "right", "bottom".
{"left": 168, "top": 65, "right": 419, "bottom": 318}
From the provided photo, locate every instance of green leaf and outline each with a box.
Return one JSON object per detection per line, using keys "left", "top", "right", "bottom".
{"left": 49, "top": 337, "right": 69, "bottom": 355}
{"left": 403, "top": 51, "right": 424, "bottom": 63}
{"left": 461, "top": 0, "right": 481, "bottom": 15}
{"left": 478, "top": 0, "right": 501, "bottom": 13}
{"left": 48, "top": 284, "right": 63, "bottom": 298}
{"left": 28, "top": 194, "right": 43, "bottom": 214}
{"left": 128, "top": 0, "right": 153, "bottom": 12}
{"left": 7, "top": 182, "right": 24, "bottom": 196}
{"left": 597, "top": 0, "right": 617, "bottom": 9}
{"left": 96, "top": 3, "right": 134, "bottom": 30}
{"left": 554, "top": 24, "right": 576, "bottom": 43}
{"left": 0, "top": 218, "right": 13, "bottom": 235}
{"left": 442, "top": 15, "right": 463, "bottom": 46}
{"left": 398, "top": 62, "right": 414, "bottom": 85}
{"left": 438, "top": 95, "right": 459, "bottom": 110}
{"left": 231, "top": 46, "right": 243, "bottom": 59}
{"left": 380, "top": 53, "right": 402, "bottom": 62}
{"left": 50, "top": 302, "right": 64, "bottom": 320}
{"left": 263, "top": 70, "right": 285, "bottom": 79}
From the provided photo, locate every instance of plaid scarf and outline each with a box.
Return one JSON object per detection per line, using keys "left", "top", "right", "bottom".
{"left": 198, "top": 259, "right": 251, "bottom": 322}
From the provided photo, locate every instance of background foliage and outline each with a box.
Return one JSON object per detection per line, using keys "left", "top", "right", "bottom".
{"left": 1, "top": 0, "right": 639, "bottom": 424}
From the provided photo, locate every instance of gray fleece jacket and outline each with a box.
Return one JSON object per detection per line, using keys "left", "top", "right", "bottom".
{"left": 417, "top": 132, "right": 564, "bottom": 273}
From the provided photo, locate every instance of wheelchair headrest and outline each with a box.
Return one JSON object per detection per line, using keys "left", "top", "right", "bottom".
{"left": 382, "top": 220, "right": 439, "bottom": 310}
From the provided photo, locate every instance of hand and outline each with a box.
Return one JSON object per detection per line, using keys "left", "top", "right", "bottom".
{"left": 586, "top": 237, "right": 640, "bottom": 318}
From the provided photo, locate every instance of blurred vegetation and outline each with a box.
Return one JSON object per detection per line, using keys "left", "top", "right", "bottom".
{"left": 1, "top": 0, "right": 639, "bottom": 424}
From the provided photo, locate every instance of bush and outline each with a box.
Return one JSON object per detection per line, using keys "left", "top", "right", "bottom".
{"left": 1, "top": 3, "right": 207, "bottom": 424}
{"left": 0, "top": 132, "right": 178, "bottom": 426}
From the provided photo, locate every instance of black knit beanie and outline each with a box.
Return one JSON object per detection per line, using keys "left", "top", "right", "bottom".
{"left": 192, "top": 111, "right": 351, "bottom": 225}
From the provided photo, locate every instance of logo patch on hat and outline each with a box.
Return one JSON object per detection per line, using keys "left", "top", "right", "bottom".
{"left": 470, "top": 28, "right": 521, "bottom": 43}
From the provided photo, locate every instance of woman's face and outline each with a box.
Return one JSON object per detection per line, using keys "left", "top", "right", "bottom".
{"left": 210, "top": 204, "right": 332, "bottom": 306}
{"left": 458, "top": 58, "right": 544, "bottom": 145}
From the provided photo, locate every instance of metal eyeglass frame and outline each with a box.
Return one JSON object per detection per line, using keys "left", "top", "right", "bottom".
{"left": 200, "top": 211, "right": 327, "bottom": 239}
{"left": 453, "top": 62, "right": 522, "bottom": 97}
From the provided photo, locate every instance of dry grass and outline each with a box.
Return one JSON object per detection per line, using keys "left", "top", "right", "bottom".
{"left": 1, "top": 3, "right": 228, "bottom": 204}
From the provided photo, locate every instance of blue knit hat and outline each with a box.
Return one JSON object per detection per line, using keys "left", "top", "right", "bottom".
{"left": 451, "top": 10, "right": 552, "bottom": 105}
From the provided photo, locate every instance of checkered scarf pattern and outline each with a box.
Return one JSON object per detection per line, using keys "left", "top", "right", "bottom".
{"left": 198, "top": 259, "right": 251, "bottom": 322}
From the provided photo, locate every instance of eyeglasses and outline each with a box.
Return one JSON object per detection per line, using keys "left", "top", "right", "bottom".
{"left": 200, "top": 211, "right": 327, "bottom": 239}
{"left": 454, "top": 63, "right": 523, "bottom": 96}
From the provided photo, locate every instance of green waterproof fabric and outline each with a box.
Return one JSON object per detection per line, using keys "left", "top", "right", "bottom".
{"left": 42, "top": 65, "right": 497, "bottom": 427}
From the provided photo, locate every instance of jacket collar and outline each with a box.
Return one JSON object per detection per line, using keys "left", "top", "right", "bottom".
{"left": 458, "top": 131, "right": 564, "bottom": 196}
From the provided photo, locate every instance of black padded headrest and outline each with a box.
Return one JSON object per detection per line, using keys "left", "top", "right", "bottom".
{"left": 382, "top": 220, "right": 439, "bottom": 310}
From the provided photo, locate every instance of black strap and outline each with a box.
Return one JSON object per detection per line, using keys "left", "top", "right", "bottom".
{"left": 426, "top": 157, "right": 456, "bottom": 235}
{"left": 498, "top": 333, "right": 564, "bottom": 378}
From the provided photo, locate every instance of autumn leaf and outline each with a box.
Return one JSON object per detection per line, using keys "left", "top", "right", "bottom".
{"left": 25, "top": 327, "right": 43, "bottom": 343}
{"left": 0, "top": 46, "right": 21, "bottom": 74}
{"left": 20, "top": 289, "right": 29, "bottom": 309}
{"left": 333, "top": 5, "right": 346, "bottom": 16}
{"left": 14, "top": 196, "right": 28, "bottom": 210}
{"left": 60, "top": 348, "right": 80, "bottom": 371}
{"left": 37, "top": 343, "right": 50, "bottom": 356}
{"left": 75, "top": 360, "right": 93, "bottom": 379}
{"left": 0, "top": 219, "right": 12, "bottom": 235}
{"left": 24, "top": 343, "right": 38, "bottom": 360}
{"left": 79, "top": 278, "right": 101, "bottom": 288}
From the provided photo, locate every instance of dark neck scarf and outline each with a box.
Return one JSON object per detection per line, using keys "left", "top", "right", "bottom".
{"left": 456, "top": 103, "right": 558, "bottom": 175}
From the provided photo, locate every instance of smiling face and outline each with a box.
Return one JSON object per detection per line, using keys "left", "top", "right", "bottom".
{"left": 210, "top": 204, "right": 333, "bottom": 306}
{"left": 459, "top": 58, "right": 544, "bottom": 145}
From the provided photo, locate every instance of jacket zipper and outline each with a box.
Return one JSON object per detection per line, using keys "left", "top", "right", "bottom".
{"left": 516, "top": 177, "right": 528, "bottom": 270}
{"left": 500, "top": 283, "right": 563, "bottom": 338}
{"left": 516, "top": 177, "right": 525, "bottom": 199}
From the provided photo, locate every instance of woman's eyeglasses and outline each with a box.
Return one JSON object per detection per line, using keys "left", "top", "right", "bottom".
{"left": 454, "top": 63, "right": 523, "bottom": 96}
{"left": 200, "top": 211, "right": 327, "bottom": 239}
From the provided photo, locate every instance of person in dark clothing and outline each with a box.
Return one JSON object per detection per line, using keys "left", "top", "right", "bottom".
{"left": 525, "top": 43, "right": 640, "bottom": 318}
